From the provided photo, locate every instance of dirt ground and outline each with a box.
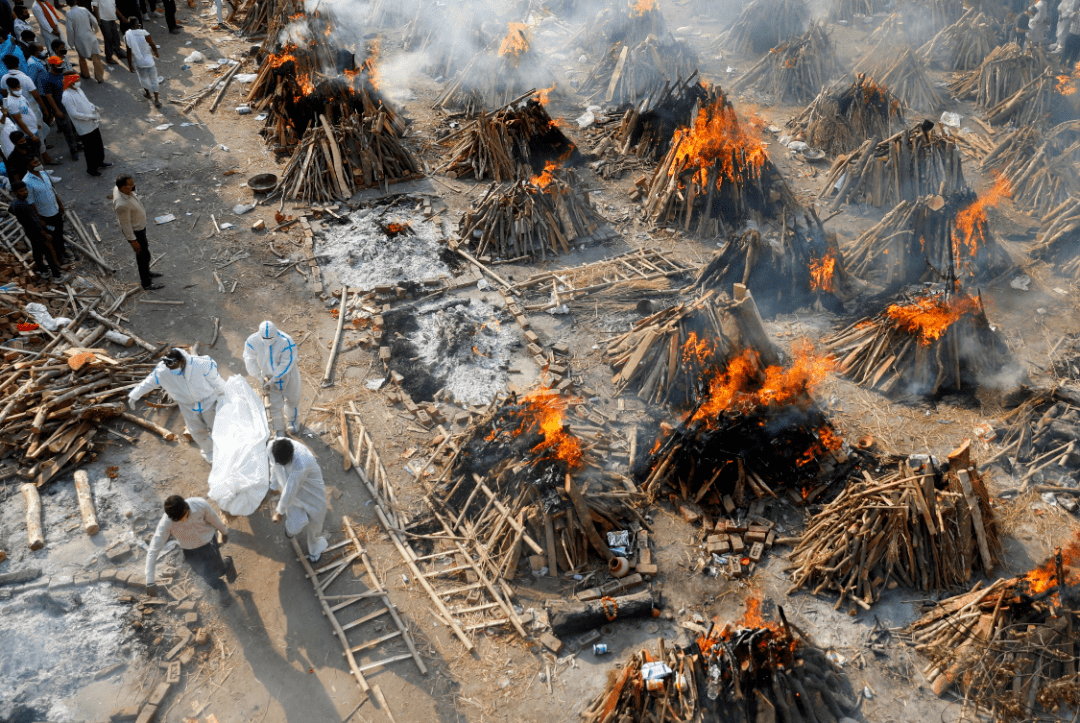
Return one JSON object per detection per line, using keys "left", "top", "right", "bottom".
{"left": 3, "top": 1, "right": 1080, "bottom": 722}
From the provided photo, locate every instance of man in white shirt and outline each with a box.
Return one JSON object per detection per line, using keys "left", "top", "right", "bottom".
{"left": 4, "top": 76, "right": 56, "bottom": 163}
{"left": 61, "top": 73, "right": 111, "bottom": 175}
{"left": 31, "top": 0, "right": 64, "bottom": 52}
{"left": 91, "top": 0, "right": 124, "bottom": 64}
{"left": 145, "top": 495, "right": 235, "bottom": 606}
{"left": 123, "top": 17, "right": 159, "bottom": 107}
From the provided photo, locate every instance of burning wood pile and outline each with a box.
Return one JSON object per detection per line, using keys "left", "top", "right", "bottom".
{"left": 581, "top": 609, "right": 858, "bottom": 723}
{"left": 906, "top": 541, "right": 1080, "bottom": 718}
{"left": 856, "top": 47, "right": 942, "bottom": 112}
{"left": 786, "top": 74, "right": 904, "bottom": 157}
{"left": 948, "top": 42, "right": 1047, "bottom": 109}
{"left": 435, "top": 22, "right": 555, "bottom": 114}
{"left": 579, "top": 34, "right": 698, "bottom": 106}
{"left": 789, "top": 442, "right": 1000, "bottom": 609}
{"left": 917, "top": 8, "right": 1000, "bottom": 71}
{"left": 843, "top": 183, "right": 1014, "bottom": 288}
{"left": 437, "top": 94, "right": 579, "bottom": 182}
{"left": 721, "top": 0, "right": 810, "bottom": 55}
{"left": 732, "top": 22, "right": 841, "bottom": 104}
{"left": 642, "top": 86, "right": 798, "bottom": 233}
{"left": 1033, "top": 196, "right": 1080, "bottom": 278}
{"left": 583, "top": 0, "right": 670, "bottom": 54}
{"left": 454, "top": 166, "right": 612, "bottom": 261}
{"left": 818, "top": 123, "right": 967, "bottom": 210}
{"left": 980, "top": 125, "right": 1080, "bottom": 217}
{"left": 823, "top": 287, "right": 1011, "bottom": 395}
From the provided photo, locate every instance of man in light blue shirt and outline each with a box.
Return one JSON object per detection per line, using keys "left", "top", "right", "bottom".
{"left": 23, "top": 155, "right": 69, "bottom": 265}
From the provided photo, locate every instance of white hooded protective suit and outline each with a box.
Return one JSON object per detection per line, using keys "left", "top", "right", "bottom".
{"left": 268, "top": 438, "right": 328, "bottom": 560}
{"left": 243, "top": 321, "right": 301, "bottom": 433}
{"left": 129, "top": 349, "right": 226, "bottom": 461}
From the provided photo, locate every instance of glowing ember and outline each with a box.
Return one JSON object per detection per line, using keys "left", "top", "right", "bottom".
{"left": 632, "top": 0, "right": 657, "bottom": 14}
{"left": 952, "top": 174, "right": 1011, "bottom": 263}
{"left": 809, "top": 253, "right": 836, "bottom": 293}
{"left": 362, "top": 39, "right": 382, "bottom": 91}
{"left": 268, "top": 45, "right": 299, "bottom": 69}
{"left": 1023, "top": 532, "right": 1080, "bottom": 594}
{"left": 535, "top": 82, "right": 555, "bottom": 105}
{"left": 530, "top": 160, "right": 559, "bottom": 190}
{"left": 884, "top": 293, "right": 981, "bottom": 346}
{"left": 669, "top": 99, "right": 769, "bottom": 190}
{"left": 498, "top": 22, "right": 530, "bottom": 59}
{"left": 1056, "top": 62, "right": 1080, "bottom": 95}
{"left": 297, "top": 73, "right": 315, "bottom": 97}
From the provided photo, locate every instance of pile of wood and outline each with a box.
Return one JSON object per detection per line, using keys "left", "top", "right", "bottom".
{"left": 437, "top": 94, "right": 580, "bottom": 182}
{"left": 843, "top": 191, "right": 1014, "bottom": 288}
{"left": 917, "top": 8, "right": 1000, "bottom": 71}
{"left": 787, "top": 74, "right": 904, "bottom": 157}
{"left": 818, "top": 123, "right": 967, "bottom": 210}
{"left": 980, "top": 124, "right": 1080, "bottom": 217}
{"left": 454, "top": 167, "right": 612, "bottom": 261}
{"left": 856, "top": 46, "right": 941, "bottom": 112}
{"left": 581, "top": 614, "right": 858, "bottom": 723}
{"left": 236, "top": 0, "right": 299, "bottom": 44}
{"left": 643, "top": 86, "right": 797, "bottom": 233}
{"left": 983, "top": 71, "right": 1056, "bottom": 128}
{"left": 827, "top": 0, "right": 887, "bottom": 23}
{"left": 823, "top": 287, "right": 1011, "bottom": 395}
{"left": 1033, "top": 196, "right": 1080, "bottom": 277}
{"left": 721, "top": 0, "right": 810, "bottom": 55}
{"left": 906, "top": 552, "right": 1080, "bottom": 716}
{"left": 733, "top": 21, "right": 841, "bottom": 104}
{"left": 579, "top": 34, "right": 698, "bottom": 106}
{"left": 583, "top": 1, "right": 669, "bottom": 54}
{"left": 948, "top": 42, "right": 1047, "bottom": 109}
{"left": 788, "top": 442, "right": 1000, "bottom": 609}
{"left": 868, "top": 0, "right": 963, "bottom": 48}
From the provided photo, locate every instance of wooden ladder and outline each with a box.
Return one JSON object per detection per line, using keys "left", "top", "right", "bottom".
{"left": 291, "top": 515, "right": 428, "bottom": 697}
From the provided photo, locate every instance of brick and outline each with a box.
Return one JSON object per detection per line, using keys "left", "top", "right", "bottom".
{"left": 706, "top": 539, "right": 731, "bottom": 555}
{"left": 166, "top": 661, "right": 181, "bottom": 684}
{"left": 194, "top": 627, "right": 209, "bottom": 645}
{"left": 730, "top": 535, "right": 745, "bottom": 554}
{"left": 721, "top": 495, "right": 736, "bottom": 515}
{"left": 99, "top": 568, "right": 119, "bottom": 582}
{"left": 379, "top": 346, "right": 391, "bottom": 361}
{"left": 514, "top": 315, "right": 530, "bottom": 329}
{"left": 636, "top": 563, "right": 658, "bottom": 576}
{"left": 106, "top": 543, "right": 133, "bottom": 563}
{"left": 415, "top": 410, "right": 432, "bottom": 426}
{"left": 556, "top": 378, "right": 573, "bottom": 391}
{"left": 147, "top": 680, "right": 172, "bottom": 706}
{"left": 112, "top": 570, "right": 132, "bottom": 585}
{"left": 184, "top": 612, "right": 199, "bottom": 627}
{"left": 390, "top": 370, "right": 404, "bottom": 384}
{"left": 165, "top": 629, "right": 191, "bottom": 661}
{"left": 179, "top": 647, "right": 195, "bottom": 665}
{"left": 73, "top": 572, "right": 100, "bottom": 586}
{"left": 539, "top": 632, "right": 563, "bottom": 653}
{"left": 745, "top": 529, "right": 769, "bottom": 544}
{"left": 678, "top": 505, "right": 701, "bottom": 524}
{"left": 548, "top": 364, "right": 567, "bottom": 375}
{"left": 553, "top": 342, "right": 570, "bottom": 355}
{"left": 134, "top": 704, "right": 157, "bottom": 723}
{"left": 175, "top": 601, "right": 196, "bottom": 614}
{"left": 526, "top": 342, "right": 543, "bottom": 356}
{"left": 748, "top": 542, "right": 765, "bottom": 562}
{"left": 766, "top": 530, "right": 776, "bottom": 549}
{"left": 523, "top": 330, "right": 540, "bottom": 344}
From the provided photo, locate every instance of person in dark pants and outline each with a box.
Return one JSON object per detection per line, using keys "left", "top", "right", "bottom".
{"left": 113, "top": 172, "right": 163, "bottom": 289}
{"left": 9, "top": 179, "right": 64, "bottom": 281}
{"left": 61, "top": 73, "right": 110, "bottom": 175}
{"left": 23, "top": 154, "right": 69, "bottom": 265}
{"left": 161, "top": 0, "right": 180, "bottom": 33}
{"left": 5, "top": 129, "right": 36, "bottom": 183}
{"left": 145, "top": 495, "right": 235, "bottom": 607}
{"left": 43, "top": 54, "right": 79, "bottom": 159}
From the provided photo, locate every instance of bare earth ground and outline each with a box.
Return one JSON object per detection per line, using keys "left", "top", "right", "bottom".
{"left": 2, "top": 2, "right": 1080, "bottom": 723}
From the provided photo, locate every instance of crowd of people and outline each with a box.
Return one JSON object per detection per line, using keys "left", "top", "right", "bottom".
{"left": 1015, "top": 0, "right": 1080, "bottom": 66}
{"left": 0, "top": 0, "right": 216, "bottom": 287}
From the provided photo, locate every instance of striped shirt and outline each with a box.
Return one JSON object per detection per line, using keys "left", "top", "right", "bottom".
{"left": 145, "top": 497, "right": 228, "bottom": 585}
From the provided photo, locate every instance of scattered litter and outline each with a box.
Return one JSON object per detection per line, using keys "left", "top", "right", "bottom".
{"left": 1054, "top": 287, "right": 1069, "bottom": 295}
{"left": 1009, "top": 274, "right": 1031, "bottom": 291}
{"left": 154, "top": 123, "right": 173, "bottom": 131}
{"left": 232, "top": 203, "right": 255, "bottom": 215}
{"left": 184, "top": 50, "right": 205, "bottom": 63}
{"left": 365, "top": 378, "right": 384, "bottom": 390}
{"left": 939, "top": 111, "right": 961, "bottom": 127}
{"left": 236, "top": 105, "right": 252, "bottom": 114}
{"left": 234, "top": 73, "right": 259, "bottom": 83}
{"left": 154, "top": 214, "right": 176, "bottom": 225}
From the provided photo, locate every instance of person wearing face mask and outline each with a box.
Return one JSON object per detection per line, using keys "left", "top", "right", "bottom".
{"left": 23, "top": 154, "right": 70, "bottom": 264}
{"left": 243, "top": 321, "right": 302, "bottom": 434}
{"left": 2, "top": 53, "right": 49, "bottom": 125}
{"left": 43, "top": 54, "right": 79, "bottom": 159}
{"left": 267, "top": 437, "right": 328, "bottom": 563}
{"left": 4, "top": 77, "right": 56, "bottom": 163}
{"left": 26, "top": 42, "right": 49, "bottom": 88}
{"left": 61, "top": 73, "right": 109, "bottom": 175}
{"left": 32, "top": 0, "right": 63, "bottom": 53}
{"left": 112, "top": 172, "right": 163, "bottom": 289}
{"left": 12, "top": 4, "right": 31, "bottom": 37}
{"left": 129, "top": 348, "right": 227, "bottom": 462}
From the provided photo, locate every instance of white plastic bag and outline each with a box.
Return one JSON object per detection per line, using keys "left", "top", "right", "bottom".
{"left": 184, "top": 50, "right": 205, "bottom": 63}
{"left": 208, "top": 376, "right": 270, "bottom": 515}
{"left": 25, "top": 302, "right": 72, "bottom": 331}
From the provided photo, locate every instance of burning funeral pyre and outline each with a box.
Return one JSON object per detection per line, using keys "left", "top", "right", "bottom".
{"left": 733, "top": 22, "right": 842, "bottom": 105}
{"left": 641, "top": 85, "right": 798, "bottom": 233}
{"left": 437, "top": 94, "right": 580, "bottom": 182}
{"left": 823, "top": 286, "right": 1011, "bottom": 396}
{"left": 435, "top": 21, "right": 556, "bottom": 115}
{"left": 948, "top": 41, "right": 1048, "bottom": 109}
{"left": 788, "top": 441, "right": 1000, "bottom": 609}
{"left": 855, "top": 46, "right": 942, "bottom": 113}
{"left": 787, "top": 74, "right": 904, "bottom": 157}
{"left": 906, "top": 538, "right": 1080, "bottom": 721}
{"left": 917, "top": 7, "right": 999, "bottom": 71}
{"left": 818, "top": 122, "right": 967, "bottom": 210}
{"left": 981, "top": 124, "right": 1080, "bottom": 218}
{"left": 843, "top": 182, "right": 1014, "bottom": 288}
{"left": 580, "top": 610, "right": 858, "bottom": 723}
{"left": 721, "top": 0, "right": 810, "bottom": 55}
{"left": 582, "top": 0, "right": 670, "bottom": 55}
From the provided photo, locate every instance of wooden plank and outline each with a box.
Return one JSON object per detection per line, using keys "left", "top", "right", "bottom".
{"left": 957, "top": 469, "right": 993, "bottom": 574}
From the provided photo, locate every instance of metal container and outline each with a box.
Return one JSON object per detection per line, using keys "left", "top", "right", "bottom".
{"left": 593, "top": 643, "right": 609, "bottom": 655}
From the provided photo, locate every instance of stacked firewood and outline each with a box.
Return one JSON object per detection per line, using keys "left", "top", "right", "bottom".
{"left": 981, "top": 125, "right": 1080, "bottom": 216}
{"left": 787, "top": 74, "right": 904, "bottom": 156}
{"left": 818, "top": 124, "right": 967, "bottom": 209}
{"left": 788, "top": 442, "right": 1000, "bottom": 609}
{"left": 949, "top": 42, "right": 1047, "bottom": 108}
{"left": 581, "top": 620, "right": 858, "bottom": 723}
{"left": 843, "top": 191, "right": 1014, "bottom": 287}
{"left": 869, "top": 0, "right": 963, "bottom": 48}
{"left": 733, "top": 21, "right": 841, "bottom": 104}
{"left": 827, "top": 0, "right": 887, "bottom": 23}
{"left": 437, "top": 94, "right": 578, "bottom": 182}
{"left": 722, "top": 0, "right": 810, "bottom": 54}
{"left": 906, "top": 549, "right": 1080, "bottom": 715}
{"left": 236, "top": 0, "right": 300, "bottom": 44}
{"left": 856, "top": 46, "right": 941, "bottom": 112}
{"left": 579, "top": 34, "right": 698, "bottom": 105}
{"left": 583, "top": 1, "right": 669, "bottom": 54}
{"left": 984, "top": 71, "right": 1056, "bottom": 127}
{"left": 1035, "top": 198, "right": 1080, "bottom": 276}
{"left": 455, "top": 168, "right": 611, "bottom": 261}
{"left": 823, "top": 287, "right": 1012, "bottom": 395}
{"left": 918, "top": 8, "right": 1000, "bottom": 71}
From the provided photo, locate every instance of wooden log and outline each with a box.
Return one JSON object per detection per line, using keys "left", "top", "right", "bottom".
{"left": 323, "top": 287, "right": 349, "bottom": 387}
{"left": 73, "top": 469, "right": 99, "bottom": 535}
{"left": 547, "top": 590, "right": 655, "bottom": 636}
{"left": 22, "top": 483, "right": 43, "bottom": 550}
{"left": 119, "top": 412, "right": 178, "bottom": 441}
{"left": 564, "top": 473, "right": 615, "bottom": 562}
{"left": 957, "top": 468, "right": 993, "bottom": 574}
{"left": 730, "top": 286, "right": 780, "bottom": 366}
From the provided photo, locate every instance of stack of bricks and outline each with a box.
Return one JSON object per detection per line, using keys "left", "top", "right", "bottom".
{"left": 497, "top": 288, "right": 573, "bottom": 390}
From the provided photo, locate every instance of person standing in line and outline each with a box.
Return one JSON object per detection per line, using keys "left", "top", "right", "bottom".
{"left": 26, "top": 41, "right": 49, "bottom": 88}
{"left": 49, "top": 38, "right": 74, "bottom": 74}
{"left": 113, "top": 0, "right": 138, "bottom": 25}
{"left": 61, "top": 73, "right": 109, "bottom": 175}
{"left": 23, "top": 155, "right": 70, "bottom": 265}
{"left": 112, "top": 172, "right": 163, "bottom": 289}
{"left": 159, "top": 0, "right": 178, "bottom": 34}
{"left": 64, "top": 0, "right": 103, "bottom": 83}
{"left": 10, "top": 179, "right": 64, "bottom": 281}
{"left": 12, "top": 3, "right": 31, "bottom": 37}
{"left": 42, "top": 55, "right": 78, "bottom": 159}
{"left": 5, "top": 130, "right": 37, "bottom": 182}
{"left": 243, "top": 321, "right": 302, "bottom": 434}
{"left": 268, "top": 437, "right": 329, "bottom": 562}
{"left": 3, "top": 54, "right": 49, "bottom": 129}
{"left": 90, "top": 0, "right": 124, "bottom": 64}
{"left": 123, "top": 17, "right": 158, "bottom": 106}
{"left": 1031, "top": 0, "right": 1051, "bottom": 44}
{"left": 1062, "top": 6, "right": 1080, "bottom": 65}
{"left": 145, "top": 495, "right": 234, "bottom": 607}
{"left": 4, "top": 77, "right": 56, "bottom": 164}
{"left": 129, "top": 348, "right": 226, "bottom": 462}
{"left": 31, "top": 0, "right": 63, "bottom": 54}
{"left": 0, "top": 27, "right": 29, "bottom": 74}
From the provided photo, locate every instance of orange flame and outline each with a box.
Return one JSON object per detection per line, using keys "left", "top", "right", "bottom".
{"left": 497, "top": 388, "right": 584, "bottom": 469}
{"left": 297, "top": 73, "right": 315, "bottom": 97}
{"left": 632, "top": 0, "right": 657, "bottom": 14}
{"left": 1024, "top": 533, "right": 1080, "bottom": 594}
{"left": 498, "top": 22, "right": 530, "bottom": 59}
{"left": 952, "top": 174, "right": 1011, "bottom": 263}
{"left": 535, "top": 82, "right": 556, "bottom": 105}
{"left": 530, "top": 160, "right": 560, "bottom": 190}
{"left": 809, "top": 253, "right": 836, "bottom": 293}
{"left": 669, "top": 99, "right": 769, "bottom": 191}
{"left": 268, "top": 45, "right": 299, "bottom": 69}
{"left": 884, "top": 292, "right": 981, "bottom": 346}
{"left": 362, "top": 38, "right": 382, "bottom": 91}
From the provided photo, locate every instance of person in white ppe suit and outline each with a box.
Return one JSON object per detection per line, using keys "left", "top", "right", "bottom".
{"left": 243, "top": 320, "right": 301, "bottom": 434}
{"left": 268, "top": 437, "right": 328, "bottom": 562}
{"left": 130, "top": 348, "right": 226, "bottom": 463}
